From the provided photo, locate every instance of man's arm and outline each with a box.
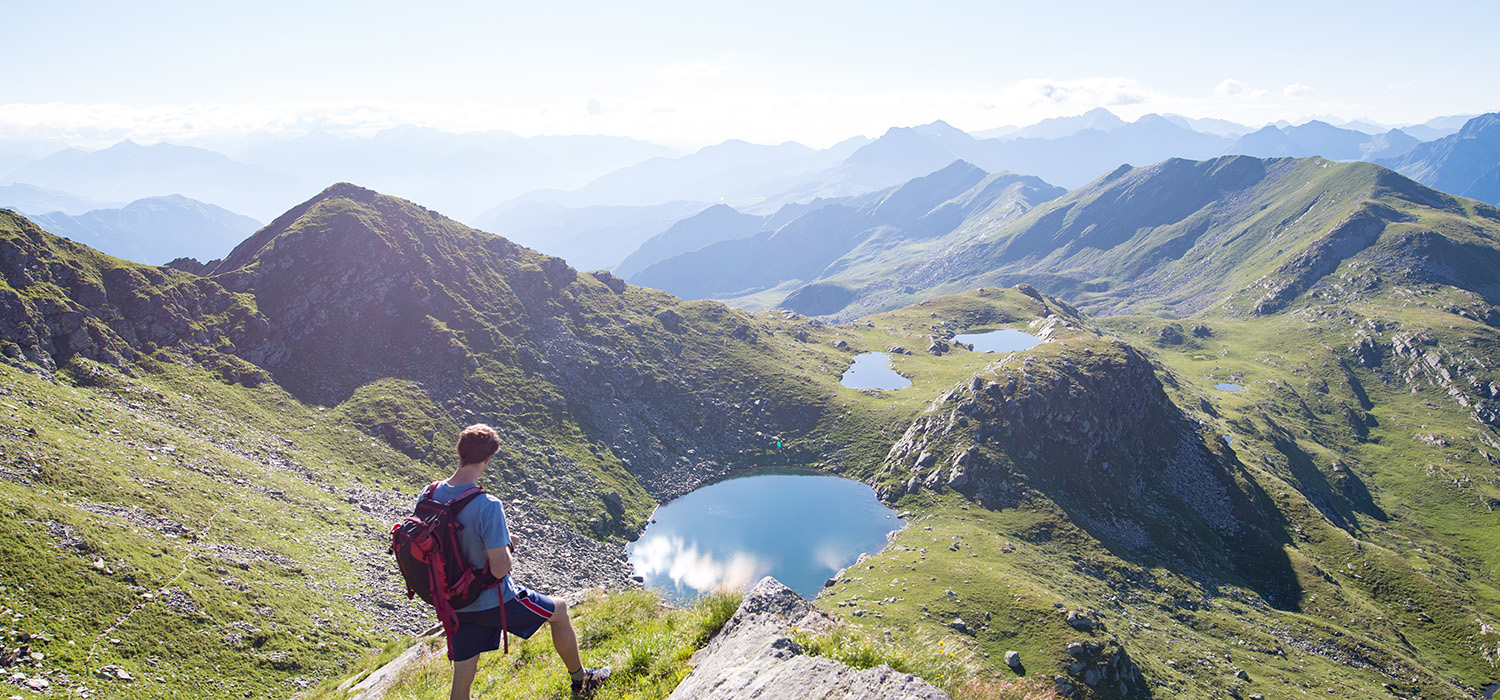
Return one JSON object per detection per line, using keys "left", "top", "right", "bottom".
{"left": 486, "top": 545, "right": 512, "bottom": 581}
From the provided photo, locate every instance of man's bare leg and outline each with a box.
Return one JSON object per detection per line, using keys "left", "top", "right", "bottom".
{"left": 450, "top": 655, "right": 479, "bottom": 700}
{"left": 549, "top": 600, "right": 583, "bottom": 672}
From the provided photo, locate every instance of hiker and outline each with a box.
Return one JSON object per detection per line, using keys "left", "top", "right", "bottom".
{"left": 426, "top": 423, "right": 611, "bottom": 700}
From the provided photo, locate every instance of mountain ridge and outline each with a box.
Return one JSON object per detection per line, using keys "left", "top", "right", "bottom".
{"left": 630, "top": 162, "right": 1065, "bottom": 304}
{"left": 28, "top": 194, "right": 261, "bottom": 265}
{"left": 760, "top": 155, "right": 1500, "bottom": 322}
{"left": 1381, "top": 112, "right": 1500, "bottom": 206}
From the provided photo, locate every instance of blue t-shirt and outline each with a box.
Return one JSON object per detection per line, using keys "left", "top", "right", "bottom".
{"left": 425, "top": 481, "right": 517, "bottom": 611}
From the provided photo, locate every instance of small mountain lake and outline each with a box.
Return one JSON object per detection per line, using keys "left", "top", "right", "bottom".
{"left": 1216, "top": 383, "right": 1244, "bottom": 392}
{"left": 952, "top": 328, "right": 1042, "bottom": 353}
{"left": 841, "top": 352, "right": 911, "bottom": 390}
{"left": 626, "top": 471, "right": 904, "bottom": 600}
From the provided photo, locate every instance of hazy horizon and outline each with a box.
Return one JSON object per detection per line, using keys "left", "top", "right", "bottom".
{"left": 4, "top": 1, "right": 1499, "bottom": 151}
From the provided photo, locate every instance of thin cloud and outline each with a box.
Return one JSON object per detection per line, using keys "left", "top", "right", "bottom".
{"left": 1006, "top": 77, "right": 1149, "bottom": 107}
{"left": 1213, "top": 79, "right": 1271, "bottom": 99}
{"left": 1284, "top": 84, "right": 1315, "bottom": 99}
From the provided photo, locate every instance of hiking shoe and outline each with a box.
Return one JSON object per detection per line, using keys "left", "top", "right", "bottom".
{"left": 570, "top": 667, "right": 611, "bottom": 698}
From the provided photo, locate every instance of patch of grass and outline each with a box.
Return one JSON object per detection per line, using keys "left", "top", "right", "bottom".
{"left": 346, "top": 588, "right": 742, "bottom": 700}
{"left": 793, "top": 623, "right": 1057, "bottom": 700}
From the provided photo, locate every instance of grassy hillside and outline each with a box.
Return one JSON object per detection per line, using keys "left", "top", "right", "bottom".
{"left": 7, "top": 174, "right": 1500, "bottom": 700}
{"left": 0, "top": 189, "right": 951, "bottom": 698}
{"left": 316, "top": 282, "right": 1500, "bottom": 699}
{"left": 0, "top": 356, "right": 428, "bottom": 698}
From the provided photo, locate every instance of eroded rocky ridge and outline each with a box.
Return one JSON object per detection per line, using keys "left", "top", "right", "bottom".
{"left": 198, "top": 184, "right": 832, "bottom": 501}
{"left": 878, "top": 328, "right": 1297, "bottom": 603}
{"left": 666, "top": 577, "right": 951, "bottom": 700}
{"left": 0, "top": 209, "right": 278, "bottom": 377}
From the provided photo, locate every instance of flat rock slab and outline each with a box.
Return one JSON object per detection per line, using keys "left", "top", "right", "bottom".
{"left": 667, "top": 577, "right": 950, "bottom": 700}
{"left": 341, "top": 635, "right": 442, "bottom": 700}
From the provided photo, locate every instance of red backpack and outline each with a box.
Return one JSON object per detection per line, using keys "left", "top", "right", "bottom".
{"left": 390, "top": 482, "right": 506, "bottom": 656}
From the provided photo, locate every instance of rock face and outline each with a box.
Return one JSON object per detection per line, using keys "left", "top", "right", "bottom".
{"left": 338, "top": 637, "right": 441, "bottom": 700}
{"left": 667, "top": 577, "right": 951, "bottom": 700}
{"left": 878, "top": 333, "right": 1297, "bottom": 604}
{"left": 0, "top": 209, "right": 279, "bottom": 377}
{"left": 192, "top": 184, "right": 830, "bottom": 501}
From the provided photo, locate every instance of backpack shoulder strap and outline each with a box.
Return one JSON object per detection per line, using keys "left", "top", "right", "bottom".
{"left": 422, "top": 481, "right": 442, "bottom": 500}
{"left": 448, "top": 487, "right": 487, "bottom": 516}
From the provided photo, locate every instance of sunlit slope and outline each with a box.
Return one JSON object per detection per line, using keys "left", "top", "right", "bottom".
{"left": 803, "top": 283, "right": 1498, "bottom": 698}
{"left": 809, "top": 156, "right": 1500, "bottom": 320}
{"left": 0, "top": 191, "right": 875, "bottom": 699}
{"left": 630, "top": 162, "right": 1064, "bottom": 310}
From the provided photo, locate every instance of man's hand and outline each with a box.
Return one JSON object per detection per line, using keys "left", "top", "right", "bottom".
{"left": 509, "top": 534, "right": 521, "bottom": 551}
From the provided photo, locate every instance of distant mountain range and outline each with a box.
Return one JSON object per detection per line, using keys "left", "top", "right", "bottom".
{"left": 629, "top": 162, "right": 1065, "bottom": 305}
{"left": 233, "top": 126, "right": 678, "bottom": 221}
{"left": 614, "top": 203, "right": 772, "bottom": 279}
{"left": 472, "top": 200, "right": 709, "bottom": 273}
{"left": 27, "top": 194, "right": 261, "bottom": 265}
{"left": 2, "top": 110, "right": 1492, "bottom": 274}
{"left": 751, "top": 155, "right": 1500, "bottom": 320}
{"left": 596, "top": 113, "right": 1500, "bottom": 297}
{"left": 0, "top": 183, "right": 120, "bottom": 216}
{"left": 1380, "top": 112, "right": 1500, "bottom": 207}
{"left": 0, "top": 129, "right": 678, "bottom": 224}
{"left": 3, "top": 140, "right": 309, "bottom": 220}
{"left": 494, "top": 137, "right": 869, "bottom": 212}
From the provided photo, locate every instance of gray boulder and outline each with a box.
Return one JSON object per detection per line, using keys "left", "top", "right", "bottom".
{"left": 667, "top": 577, "right": 950, "bottom": 700}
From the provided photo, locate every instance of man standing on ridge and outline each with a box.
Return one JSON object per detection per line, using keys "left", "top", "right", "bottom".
{"left": 427, "top": 423, "right": 610, "bottom": 700}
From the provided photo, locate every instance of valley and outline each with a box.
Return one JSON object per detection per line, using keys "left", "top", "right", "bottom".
{"left": 1, "top": 148, "right": 1499, "bottom": 700}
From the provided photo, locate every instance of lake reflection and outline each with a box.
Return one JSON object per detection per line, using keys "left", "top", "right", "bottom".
{"left": 626, "top": 472, "right": 903, "bottom": 600}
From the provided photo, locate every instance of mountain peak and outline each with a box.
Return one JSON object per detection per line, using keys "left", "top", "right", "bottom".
{"left": 205, "top": 184, "right": 578, "bottom": 404}
{"left": 912, "top": 120, "right": 964, "bottom": 137}
{"left": 1457, "top": 112, "right": 1500, "bottom": 138}
{"left": 1011, "top": 108, "right": 1127, "bottom": 140}
{"left": 314, "top": 181, "right": 383, "bottom": 204}
{"left": 211, "top": 182, "right": 477, "bottom": 279}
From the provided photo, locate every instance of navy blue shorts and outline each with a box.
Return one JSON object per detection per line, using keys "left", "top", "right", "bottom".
{"left": 449, "top": 586, "right": 557, "bottom": 662}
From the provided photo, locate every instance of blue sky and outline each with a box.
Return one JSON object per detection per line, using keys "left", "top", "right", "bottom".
{"left": 4, "top": 0, "right": 1497, "bottom": 148}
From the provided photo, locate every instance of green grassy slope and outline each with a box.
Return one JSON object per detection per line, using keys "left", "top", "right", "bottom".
{"left": 817, "top": 285, "right": 1500, "bottom": 699}
{"left": 0, "top": 193, "right": 864, "bottom": 698}
{"left": 0, "top": 356, "right": 429, "bottom": 699}
{"left": 8, "top": 169, "right": 1500, "bottom": 700}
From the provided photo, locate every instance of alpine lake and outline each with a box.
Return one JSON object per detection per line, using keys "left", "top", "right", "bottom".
{"left": 840, "top": 329, "right": 1043, "bottom": 391}
{"left": 625, "top": 471, "right": 905, "bottom": 601}
{"left": 840, "top": 352, "right": 911, "bottom": 390}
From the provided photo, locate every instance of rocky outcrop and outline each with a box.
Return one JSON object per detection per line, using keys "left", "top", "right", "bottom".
{"left": 0, "top": 210, "right": 279, "bottom": 376}
{"left": 879, "top": 337, "right": 1233, "bottom": 527}
{"left": 877, "top": 335, "right": 1296, "bottom": 602}
{"left": 1247, "top": 203, "right": 1394, "bottom": 315}
{"left": 667, "top": 577, "right": 951, "bottom": 700}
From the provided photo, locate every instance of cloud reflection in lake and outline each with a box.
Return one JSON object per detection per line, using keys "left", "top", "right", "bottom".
{"left": 626, "top": 472, "right": 902, "bottom": 601}
{"left": 629, "top": 535, "right": 769, "bottom": 594}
